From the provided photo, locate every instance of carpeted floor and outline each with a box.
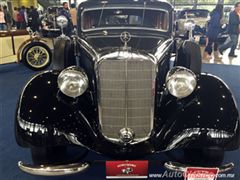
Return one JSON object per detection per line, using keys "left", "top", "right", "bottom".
{"left": 0, "top": 63, "right": 239, "bottom": 180}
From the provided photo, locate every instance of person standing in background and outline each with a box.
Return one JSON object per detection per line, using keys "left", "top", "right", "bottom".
{"left": 17, "top": 7, "right": 24, "bottom": 29}
{"left": 70, "top": 3, "right": 77, "bottom": 28}
{"left": 12, "top": 7, "right": 19, "bottom": 29}
{"left": 0, "top": 7, "right": 6, "bottom": 30}
{"left": 29, "top": 6, "right": 39, "bottom": 32}
{"left": 237, "top": 8, "right": 240, "bottom": 49}
{"left": 218, "top": 2, "right": 240, "bottom": 58}
{"left": 20, "top": 6, "right": 28, "bottom": 29}
{"left": 203, "top": 4, "right": 223, "bottom": 61}
{"left": 3, "top": 5, "right": 12, "bottom": 30}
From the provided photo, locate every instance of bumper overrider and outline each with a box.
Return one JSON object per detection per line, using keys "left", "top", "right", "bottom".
{"left": 164, "top": 161, "right": 234, "bottom": 173}
{"left": 18, "top": 161, "right": 90, "bottom": 176}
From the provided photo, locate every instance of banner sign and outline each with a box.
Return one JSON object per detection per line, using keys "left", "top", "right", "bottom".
{"left": 106, "top": 160, "right": 148, "bottom": 179}
{"left": 185, "top": 167, "right": 219, "bottom": 180}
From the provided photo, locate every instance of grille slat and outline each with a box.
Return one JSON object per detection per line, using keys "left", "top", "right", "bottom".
{"left": 98, "top": 59, "right": 155, "bottom": 140}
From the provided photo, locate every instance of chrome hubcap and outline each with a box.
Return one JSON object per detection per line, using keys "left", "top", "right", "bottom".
{"left": 26, "top": 46, "right": 49, "bottom": 68}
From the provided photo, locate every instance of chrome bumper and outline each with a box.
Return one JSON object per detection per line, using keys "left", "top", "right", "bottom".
{"left": 164, "top": 161, "right": 234, "bottom": 173}
{"left": 18, "top": 161, "right": 90, "bottom": 176}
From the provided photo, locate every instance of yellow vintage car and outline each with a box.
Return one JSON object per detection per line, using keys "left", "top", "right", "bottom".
{"left": 0, "top": 29, "right": 52, "bottom": 70}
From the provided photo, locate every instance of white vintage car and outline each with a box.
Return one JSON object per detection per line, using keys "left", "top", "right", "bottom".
{"left": 0, "top": 29, "right": 52, "bottom": 70}
{"left": 176, "top": 9, "right": 210, "bottom": 38}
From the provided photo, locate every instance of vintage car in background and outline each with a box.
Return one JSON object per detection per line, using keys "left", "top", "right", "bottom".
{"left": 40, "top": 6, "right": 63, "bottom": 37}
{"left": 176, "top": 9, "right": 210, "bottom": 38}
{"left": 0, "top": 29, "right": 51, "bottom": 70}
{"left": 15, "top": 0, "right": 239, "bottom": 176}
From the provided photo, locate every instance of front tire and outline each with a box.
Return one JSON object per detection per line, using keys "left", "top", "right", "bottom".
{"left": 31, "top": 146, "right": 67, "bottom": 165}
{"left": 22, "top": 41, "right": 52, "bottom": 71}
{"left": 31, "top": 145, "right": 89, "bottom": 165}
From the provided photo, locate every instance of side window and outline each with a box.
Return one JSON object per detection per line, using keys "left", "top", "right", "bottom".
{"left": 144, "top": 10, "right": 168, "bottom": 30}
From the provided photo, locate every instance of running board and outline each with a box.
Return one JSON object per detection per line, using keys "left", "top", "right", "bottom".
{"left": 18, "top": 161, "right": 90, "bottom": 176}
{"left": 164, "top": 161, "right": 234, "bottom": 173}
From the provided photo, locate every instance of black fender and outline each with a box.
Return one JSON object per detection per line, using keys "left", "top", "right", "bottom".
{"left": 52, "top": 37, "right": 76, "bottom": 70}
{"left": 155, "top": 73, "right": 240, "bottom": 151}
{"left": 175, "top": 40, "right": 202, "bottom": 74}
{"left": 15, "top": 70, "right": 98, "bottom": 148}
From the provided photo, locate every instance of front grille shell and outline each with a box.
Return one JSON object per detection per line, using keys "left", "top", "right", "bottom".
{"left": 96, "top": 51, "right": 157, "bottom": 143}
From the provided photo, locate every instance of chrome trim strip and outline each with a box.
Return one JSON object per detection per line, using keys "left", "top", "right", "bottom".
{"left": 83, "top": 26, "right": 169, "bottom": 33}
{"left": 164, "top": 161, "right": 234, "bottom": 173}
{"left": 18, "top": 161, "right": 90, "bottom": 176}
{"left": 78, "top": 38, "right": 99, "bottom": 61}
{"left": 85, "top": 34, "right": 166, "bottom": 39}
{"left": 81, "top": 7, "right": 170, "bottom": 33}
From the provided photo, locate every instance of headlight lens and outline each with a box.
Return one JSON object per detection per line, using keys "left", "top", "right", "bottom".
{"left": 166, "top": 66, "right": 197, "bottom": 98}
{"left": 56, "top": 15, "right": 68, "bottom": 28}
{"left": 57, "top": 66, "right": 88, "bottom": 98}
{"left": 184, "top": 20, "right": 195, "bottom": 31}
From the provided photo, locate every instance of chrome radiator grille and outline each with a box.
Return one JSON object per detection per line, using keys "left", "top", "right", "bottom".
{"left": 98, "top": 59, "right": 156, "bottom": 140}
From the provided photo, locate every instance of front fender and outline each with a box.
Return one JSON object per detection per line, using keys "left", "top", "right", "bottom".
{"left": 155, "top": 73, "right": 240, "bottom": 151}
{"left": 15, "top": 70, "right": 98, "bottom": 148}
{"left": 17, "top": 37, "right": 44, "bottom": 62}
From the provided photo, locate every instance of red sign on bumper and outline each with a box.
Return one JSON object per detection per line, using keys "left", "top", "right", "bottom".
{"left": 106, "top": 160, "right": 148, "bottom": 179}
{"left": 185, "top": 167, "right": 219, "bottom": 180}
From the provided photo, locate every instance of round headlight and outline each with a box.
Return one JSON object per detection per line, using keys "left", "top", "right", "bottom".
{"left": 184, "top": 20, "right": 195, "bottom": 31}
{"left": 56, "top": 15, "right": 68, "bottom": 28}
{"left": 166, "top": 66, "right": 197, "bottom": 98}
{"left": 57, "top": 66, "right": 88, "bottom": 98}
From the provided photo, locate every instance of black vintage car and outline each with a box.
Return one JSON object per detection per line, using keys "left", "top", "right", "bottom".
{"left": 15, "top": 0, "right": 239, "bottom": 176}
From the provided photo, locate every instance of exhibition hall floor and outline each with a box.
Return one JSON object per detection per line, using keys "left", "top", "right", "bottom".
{"left": 0, "top": 62, "right": 239, "bottom": 180}
{"left": 201, "top": 47, "right": 240, "bottom": 66}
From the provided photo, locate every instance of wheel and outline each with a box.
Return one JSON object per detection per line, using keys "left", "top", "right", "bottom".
{"left": 22, "top": 41, "right": 52, "bottom": 71}
{"left": 52, "top": 37, "right": 75, "bottom": 70}
{"left": 175, "top": 40, "right": 202, "bottom": 74}
{"left": 183, "top": 148, "right": 224, "bottom": 167}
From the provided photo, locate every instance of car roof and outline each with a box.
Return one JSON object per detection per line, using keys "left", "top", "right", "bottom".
{"left": 78, "top": 0, "right": 172, "bottom": 9}
{"left": 180, "top": 9, "right": 209, "bottom": 12}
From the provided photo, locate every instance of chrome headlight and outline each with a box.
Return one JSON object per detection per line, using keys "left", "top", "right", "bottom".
{"left": 166, "top": 66, "right": 197, "bottom": 98}
{"left": 57, "top": 66, "right": 88, "bottom": 98}
{"left": 56, "top": 15, "right": 68, "bottom": 28}
{"left": 184, "top": 20, "right": 195, "bottom": 31}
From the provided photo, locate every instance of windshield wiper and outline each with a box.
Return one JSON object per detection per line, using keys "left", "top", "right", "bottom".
{"left": 141, "top": 1, "right": 146, "bottom": 26}
{"left": 98, "top": 2, "right": 106, "bottom": 27}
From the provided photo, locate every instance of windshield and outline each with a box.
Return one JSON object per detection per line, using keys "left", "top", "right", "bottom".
{"left": 82, "top": 8, "right": 168, "bottom": 31}
{"left": 179, "top": 10, "right": 209, "bottom": 19}
{"left": 47, "top": 7, "right": 63, "bottom": 15}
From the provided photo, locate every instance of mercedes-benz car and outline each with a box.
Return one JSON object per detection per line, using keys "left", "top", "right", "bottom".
{"left": 15, "top": 0, "right": 239, "bottom": 176}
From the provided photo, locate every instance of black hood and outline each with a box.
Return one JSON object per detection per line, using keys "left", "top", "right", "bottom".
{"left": 85, "top": 36, "right": 165, "bottom": 54}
